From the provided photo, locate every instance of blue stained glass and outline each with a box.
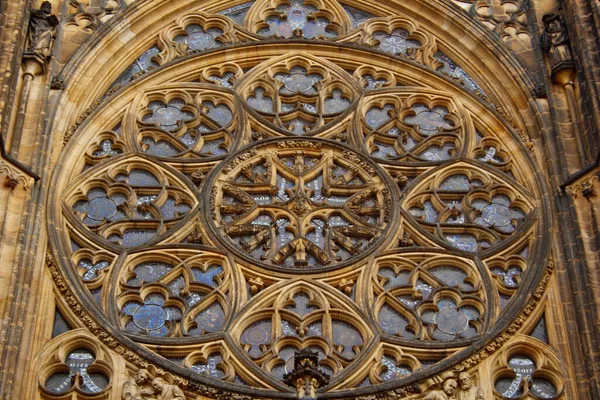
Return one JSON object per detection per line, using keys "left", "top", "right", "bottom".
{"left": 378, "top": 267, "right": 410, "bottom": 289}
{"left": 365, "top": 104, "right": 394, "bottom": 129}
{"left": 92, "top": 139, "right": 121, "bottom": 157}
{"left": 247, "top": 88, "right": 274, "bottom": 113}
{"left": 428, "top": 266, "right": 473, "bottom": 290}
{"left": 376, "top": 29, "right": 420, "bottom": 55}
{"left": 332, "top": 321, "right": 363, "bottom": 359}
{"left": 45, "top": 372, "right": 73, "bottom": 394}
{"left": 192, "top": 353, "right": 225, "bottom": 379}
{"left": 241, "top": 319, "right": 272, "bottom": 358}
{"left": 218, "top": 2, "right": 254, "bottom": 25}
{"left": 127, "top": 262, "right": 172, "bottom": 285}
{"left": 45, "top": 349, "right": 109, "bottom": 394}
{"left": 379, "top": 304, "right": 415, "bottom": 338}
{"left": 434, "top": 302, "right": 469, "bottom": 335}
{"left": 446, "top": 234, "right": 479, "bottom": 252}
{"left": 530, "top": 315, "right": 549, "bottom": 343}
{"left": 116, "top": 169, "right": 160, "bottom": 186}
{"left": 192, "top": 265, "right": 224, "bottom": 286}
{"left": 491, "top": 266, "right": 522, "bottom": 287}
{"left": 190, "top": 302, "right": 225, "bottom": 335}
{"left": 286, "top": 292, "right": 318, "bottom": 316}
{"left": 133, "top": 304, "right": 168, "bottom": 330}
{"left": 203, "top": 101, "right": 233, "bottom": 127}
{"left": 258, "top": 0, "right": 337, "bottom": 39}
{"left": 342, "top": 5, "right": 374, "bottom": 27}
{"left": 79, "top": 259, "right": 110, "bottom": 281}
{"left": 380, "top": 356, "right": 412, "bottom": 381}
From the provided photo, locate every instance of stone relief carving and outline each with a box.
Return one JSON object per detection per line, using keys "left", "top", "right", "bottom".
{"left": 122, "top": 370, "right": 187, "bottom": 400}
{"left": 152, "top": 377, "right": 186, "bottom": 400}
{"left": 122, "top": 369, "right": 154, "bottom": 400}
{"left": 424, "top": 378, "right": 457, "bottom": 400}
{"left": 457, "top": 372, "right": 484, "bottom": 400}
{"left": 27, "top": 1, "right": 59, "bottom": 58}
{"left": 422, "top": 372, "right": 483, "bottom": 400}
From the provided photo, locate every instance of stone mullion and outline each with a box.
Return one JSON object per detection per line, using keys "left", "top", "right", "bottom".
{"left": 560, "top": 0, "right": 600, "bottom": 161}
{"left": 0, "top": 0, "right": 33, "bottom": 140}
{"left": 524, "top": 2, "right": 600, "bottom": 396}
{"left": 0, "top": 5, "right": 60, "bottom": 392}
{"left": 555, "top": 1, "right": 600, "bottom": 395}
{"left": 557, "top": 191, "right": 600, "bottom": 399}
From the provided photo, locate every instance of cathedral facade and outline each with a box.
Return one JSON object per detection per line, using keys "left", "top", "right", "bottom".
{"left": 0, "top": 0, "right": 599, "bottom": 399}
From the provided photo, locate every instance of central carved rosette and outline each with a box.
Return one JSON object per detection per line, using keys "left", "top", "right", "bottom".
{"left": 205, "top": 138, "right": 396, "bottom": 269}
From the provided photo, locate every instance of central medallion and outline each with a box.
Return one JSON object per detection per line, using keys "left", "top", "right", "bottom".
{"left": 204, "top": 138, "right": 397, "bottom": 270}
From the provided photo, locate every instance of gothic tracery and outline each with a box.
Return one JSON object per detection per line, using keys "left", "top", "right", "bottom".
{"left": 43, "top": 1, "right": 561, "bottom": 399}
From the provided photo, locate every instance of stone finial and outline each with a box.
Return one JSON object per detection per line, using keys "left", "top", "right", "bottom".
{"left": 283, "top": 350, "right": 330, "bottom": 399}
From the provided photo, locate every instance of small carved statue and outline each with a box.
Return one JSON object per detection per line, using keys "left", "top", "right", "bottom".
{"left": 457, "top": 372, "right": 484, "bottom": 400}
{"left": 424, "top": 378, "right": 458, "bottom": 400}
{"left": 151, "top": 377, "right": 186, "bottom": 400}
{"left": 541, "top": 13, "right": 574, "bottom": 73}
{"left": 122, "top": 369, "right": 154, "bottom": 400}
{"left": 27, "top": 1, "right": 59, "bottom": 57}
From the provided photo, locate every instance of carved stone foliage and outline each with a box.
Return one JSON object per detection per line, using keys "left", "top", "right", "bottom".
{"left": 50, "top": 38, "right": 549, "bottom": 397}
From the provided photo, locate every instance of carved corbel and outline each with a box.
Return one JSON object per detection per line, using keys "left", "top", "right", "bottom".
{"left": 565, "top": 173, "right": 599, "bottom": 199}
{"left": 0, "top": 160, "right": 32, "bottom": 190}
{"left": 283, "top": 350, "right": 330, "bottom": 399}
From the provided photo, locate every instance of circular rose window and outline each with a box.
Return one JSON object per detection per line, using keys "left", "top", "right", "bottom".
{"left": 48, "top": 9, "right": 549, "bottom": 396}
{"left": 203, "top": 138, "right": 397, "bottom": 271}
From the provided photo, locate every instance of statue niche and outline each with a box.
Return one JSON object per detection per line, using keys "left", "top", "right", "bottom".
{"left": 541, "top": 13, "right": 574, "bottom": 82}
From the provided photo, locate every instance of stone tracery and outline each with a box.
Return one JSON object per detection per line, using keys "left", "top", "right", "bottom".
{"left": 46, "top": 2, "right": 556, "bottom": 398}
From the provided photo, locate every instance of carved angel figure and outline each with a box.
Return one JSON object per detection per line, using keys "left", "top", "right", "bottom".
{"left": 424, "top": 378, "right": 458, "bottom": 400}
{"left": 27, "top": 1, "right": 59, "bottom": 57}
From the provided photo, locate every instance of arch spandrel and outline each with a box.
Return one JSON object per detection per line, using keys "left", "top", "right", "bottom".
{"left": 44, "top": 0, "right": 557, "bottom": 398}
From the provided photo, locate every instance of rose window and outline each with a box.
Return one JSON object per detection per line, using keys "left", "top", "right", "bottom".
{"left": 49, "top": 4, "right": 551, "bottom": 397}
{"left": 204, "top": 139, "right": 396, "bottom": 270}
